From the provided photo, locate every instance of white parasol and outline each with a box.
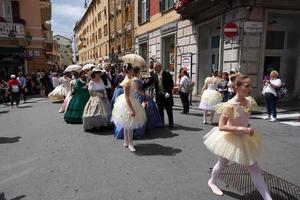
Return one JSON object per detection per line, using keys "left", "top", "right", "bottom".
{"left": 82, "top": 63, "right": 95, "bottom": 71}
{"left": 122, "top": 54, "right": 146, "bottom": 67}
{"left": 64, "top": 64, "right": 82, "bottom": 72}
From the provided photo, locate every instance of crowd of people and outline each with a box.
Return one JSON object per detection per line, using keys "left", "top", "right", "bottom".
{"left": 1, "top": 61, "right": 285, "bottom": 200}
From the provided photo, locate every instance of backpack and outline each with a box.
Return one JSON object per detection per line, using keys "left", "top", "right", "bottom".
{"left": 276, "top": 82, "right": 287, "bottom": 99}
{"left": 187, "top": 80, "right": 194, "bottom": 94}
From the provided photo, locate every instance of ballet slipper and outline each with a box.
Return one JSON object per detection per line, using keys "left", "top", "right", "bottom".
{"left": 128, "top": 145, "right": 136, "bottom": 152}
{"left": 208, "top": 179, "right": 223, "bottom": 196}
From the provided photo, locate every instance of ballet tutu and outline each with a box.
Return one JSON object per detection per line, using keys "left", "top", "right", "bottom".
{"left": 111, "top": 94, "right": 146, "bottom": 130}
{"left": 48, "top": 85, "right": 69, "bottom": 102}
{"left": 203, "top": 127, "right": 261, "bottom": 166}
{"left": 199, "top": 89, "right": 223, "bottom": 110}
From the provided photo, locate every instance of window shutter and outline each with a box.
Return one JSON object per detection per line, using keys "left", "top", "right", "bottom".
{"left": 11, "top": 1, "right": 20, "bottom": 21}
{"left": 138, "top": 0, "right": 141, "bottom": 25}
{"left": 146, "top": 0, "right": 149, "bottom": 20}
{"left": 159, "top": 0, "right": 165, "bottom": 12}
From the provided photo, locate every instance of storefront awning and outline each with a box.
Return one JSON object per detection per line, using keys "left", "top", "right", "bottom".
{"left": 0, "top": 47, "right": 24, "bottom": 54}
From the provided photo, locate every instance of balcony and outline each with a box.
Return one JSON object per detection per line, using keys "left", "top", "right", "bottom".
{"left": 0, "top": 22, "right": 24, "bottom": 36}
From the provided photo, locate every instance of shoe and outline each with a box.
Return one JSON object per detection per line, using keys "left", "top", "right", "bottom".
{"left": 269, "top": 117, "right": 277, "bottom": 122}
{"left": 123, "top": 143, "right": 128, "bottom": 148}
{"left": 128, "top": 145, "right": 136, "bottom": 152}
{"left": 203, "top": 120, "right": 207, "bottom": 124}
{"left": 208, "top": 179, "right": 223, "bottom": 196}
{"left": 262, "top": 115, "right": 270, "bottom": 120}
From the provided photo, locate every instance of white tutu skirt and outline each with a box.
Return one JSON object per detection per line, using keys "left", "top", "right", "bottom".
{"left": 199, "top": 89, "right": 223, "bottom": 110}
{"left": 111, "top": 94, "right": 146, "bottom": 130}
{"left": 203, "top": 127, "right": 261, "bottom": 166}
{"left": 48, "top": 85, "right": 69, "bottom": 102}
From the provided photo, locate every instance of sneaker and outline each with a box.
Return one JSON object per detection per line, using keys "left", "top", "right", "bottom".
{"left": 262, "top": 115, "right": 270, "bottom": 120}
{"left": 128, "top": 145, "right": 136, "bottom": 152}
{"left": 269, "top": 117, "right": 277, "bottom": 122}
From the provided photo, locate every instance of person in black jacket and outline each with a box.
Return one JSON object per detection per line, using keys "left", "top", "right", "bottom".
{"left": 143, "top": 61, "right": 174, "bottom": 128}
{"left": 101, "top": 62, "right": 116, "bottom": 101}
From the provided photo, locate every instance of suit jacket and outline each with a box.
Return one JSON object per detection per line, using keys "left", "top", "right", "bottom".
{"left": 143, "top": 70, "right": 174, "bottom": 106}
{"left": 101, "top": 72, "right": 116, "bottom": 88}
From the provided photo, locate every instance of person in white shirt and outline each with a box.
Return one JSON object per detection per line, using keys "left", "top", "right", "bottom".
{"left": 262, "top": 70, "right": 282, "bottom": 122}
{"left": 101, "top": 62, "right": 116, "bottom": 101}
{"left": 179, "top": 69, "right": 190, "bottom": 114}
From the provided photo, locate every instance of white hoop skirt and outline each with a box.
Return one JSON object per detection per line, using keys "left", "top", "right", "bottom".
{"left": 199, "top": 89, "right": 223, "bottom": 110}
{"left": 203, "top": 127, "right": 261, "bottom": 166}
{"left": 48, "top": 85, "right": 69, "bottom": 102}
{"left": 111, "top": 94, "right": 146, "bottom": 130}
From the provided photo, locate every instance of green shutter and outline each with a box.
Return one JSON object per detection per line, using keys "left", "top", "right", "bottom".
{"left": 159, "top": 0, "right": 165, "bottom": 12}
{"left": 146, "top": 0, "right": 149, "bottom": 20}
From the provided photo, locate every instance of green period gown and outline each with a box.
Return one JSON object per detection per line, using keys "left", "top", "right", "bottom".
{"left": 64, "top": 79, "right": 90, "bottom": 124}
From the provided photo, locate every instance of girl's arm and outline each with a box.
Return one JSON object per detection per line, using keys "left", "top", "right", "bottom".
{"left": 133, "top": 79, "right": 145, "bottom": 97}
{"left": 124, "top": 85, "right": 135, "bottom": 116}
{"left": 218, "top": 113, "right": 254, "bottom": 136}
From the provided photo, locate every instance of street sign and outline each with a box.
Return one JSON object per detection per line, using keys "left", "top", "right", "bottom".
{"left": 224, "top": 22, "right": 238, "bottom": 38}
{"left": 244, "top": 21, "right": 263, "bottom": 33}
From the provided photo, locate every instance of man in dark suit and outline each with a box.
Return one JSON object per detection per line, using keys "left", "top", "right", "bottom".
{"left": 143, "top": 61, "right": 174, "bottom": 128}
{"left": 101, "top": 62, "right": 116, "bottom": 101}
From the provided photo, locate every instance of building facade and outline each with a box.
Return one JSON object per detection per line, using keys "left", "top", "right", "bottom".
{"left": 108, "top": 0, "right": 135, "bottom": 66}
{"left": 74, "top": 0, "right": 109, "bottom": 65}
{"left": 134, "top": 0, "right": 180, "bottom": 75}
{"left": 0, "top": 0, "right": 57, "bottom": 79}
{"left": 53, "top": 35, "right": 72, "bottom": 67}
{"left": 176, "top": 0, "right": 300, "bottom": 99}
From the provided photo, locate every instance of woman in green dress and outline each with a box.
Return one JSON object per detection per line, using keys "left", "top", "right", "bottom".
{"left": 64, "top": 71, "right": 90, "bottom": 124}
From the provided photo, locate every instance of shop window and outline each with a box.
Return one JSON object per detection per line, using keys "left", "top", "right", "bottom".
{"left": 211, "top": 35, "right": 220, "bottom": 49}
{"left": 266, "top": 31, "right": 285, "bottom": 49}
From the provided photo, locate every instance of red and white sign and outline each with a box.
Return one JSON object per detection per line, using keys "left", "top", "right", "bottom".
{"left": 224, "top": 22, "right": 238, "bottom": 38}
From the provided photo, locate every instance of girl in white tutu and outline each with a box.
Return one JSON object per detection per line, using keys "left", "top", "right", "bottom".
{"left": 199, "top": 70, "right": 222, "bottom": 124}
{"left": 204, "top": 74, "right": 272, "bottom": 200}
{"left": 111, "top": 63, "right": 146, "bottom": 152}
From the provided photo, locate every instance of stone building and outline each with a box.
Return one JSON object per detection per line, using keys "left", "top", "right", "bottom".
{"left": 176, "top": 0, "right": 300, "bottom": 99}
{"left": 0, "top": 0, "right": 57, "bottom": 79}
{"left": 53, "top": 35, "right": 73, "bottom": 67}
{"left": 74, "top": 0, "right": 110, "bottom": 65}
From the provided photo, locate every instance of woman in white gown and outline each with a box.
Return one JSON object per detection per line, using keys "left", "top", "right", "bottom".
{"left": 199, "top": 70, "right": 223, "bottom": 124}
{"left": 48, "top": 72, "right": 71, "bottom": 102}
{"left": 82, "top": 67, "right": 112, "bottom": 130}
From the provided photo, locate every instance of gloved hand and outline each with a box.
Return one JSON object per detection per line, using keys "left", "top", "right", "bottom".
{"left": 165, "top": 92, "right": 170, "bottom": 98}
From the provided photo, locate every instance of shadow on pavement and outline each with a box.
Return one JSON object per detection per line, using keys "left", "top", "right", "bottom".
{"left": 170, "top": 124, "right": 203, "bottom": 131}
{"left": 134, "top": 143, "right": 182, "bottom": 156}
{"left": 0, "top": 193, "right": 26, "bottom": 200}
{"left": 0, "top": 136, "right": 21, "bottom": 144}
{"left": 142, "top": 128, "right": 179, "bottom": 140}
{"left": 0, "top": 110, "right": 9, "bottom": 114}
{"left": 84, "top": 126, "right": 114, "bottom": 136}
{"left": 17, "top": 105, "right": 33, "bottom": 109}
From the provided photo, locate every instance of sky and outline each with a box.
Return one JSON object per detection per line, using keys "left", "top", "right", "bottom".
{"left": 51, "top": 0, "right": 87, "bottom": 39}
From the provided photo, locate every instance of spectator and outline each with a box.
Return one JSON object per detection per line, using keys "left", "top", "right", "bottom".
{"left": 261, "top": 70, "right": 282, "bottom": 122}
{"left": 179, "top": 69, "right": 190, "bottom": 114}
{"left": 217, "top": 72, "right": 229, "bottom": 102}
{"left": 8, "top": 74, "right": 20, "bottom": 107}
{"left": 17, "top": 72, "right": 27, "bottom": 103}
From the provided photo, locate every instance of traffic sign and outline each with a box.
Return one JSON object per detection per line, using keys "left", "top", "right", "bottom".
{"left": 224, "top": 22, "right": 238, "bottom": 38}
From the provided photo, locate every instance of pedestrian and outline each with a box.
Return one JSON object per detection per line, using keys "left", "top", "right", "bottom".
{"left": 143, "top": 61, "right": 174, "bottom": 128}
{"left": 261, "top": 70, "right": 282, "bottom": 122}
{"left": 199, "top": 70, "right": 222, "bottom": 124}
{"left": 203, "top": 74, "right": 272, "bottom": 200}
{"left": 82, "top": 67, "right": 112, "bottom": 130}
{"left": 0, "top": 79, "right": 9, "bottom": 104}
{"left": 179, "top": 69, "right": 190, "bottom": 114}
{"left": 227, "top": 68, "right": 237, "bottom": 99}
{"left": 26, "top": 74, "right": 33, "bottom": 97}
{"left": 64, "top": 71, "right": 90, "bottom": 124}
{"left": 217, "top": 72, "right": 229, "bottom": 102}
{"left": 17, "top": 72, "right": 27, "bottom": 103}
{"left": 8, "top": 74, "right": 20, "bottom": 107}
{"left": 39, "top": 72, "right": 46, "bottom": 98}
{"left": 111, "top": 63, "right": 146, "bottom": 152}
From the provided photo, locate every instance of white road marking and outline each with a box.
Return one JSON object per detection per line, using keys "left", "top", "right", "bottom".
{"left": 0, "top": 166, "right": 37, "bottom": 185}
{"left": 0, "top": 156, "right": 39, "bottom": 172}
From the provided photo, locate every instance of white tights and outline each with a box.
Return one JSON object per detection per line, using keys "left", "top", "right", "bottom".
{"left": 210, "top": 157, "right": 272, "bottom": 200}
{"left": 203, "top": 110, "right": 215, "bottom": 123}
{"left": 124, "top": 129, "right": 133, "bottom": 146}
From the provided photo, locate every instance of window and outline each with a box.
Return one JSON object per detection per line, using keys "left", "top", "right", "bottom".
{"left": 104, "top": 24, "right": 108, "bottom": 36}
{"left": 104, "top": 7, "right": 107, "bottom": 20}
{"left": 266, "top": 31, "right": 285, "bottom": 49}
{"left": 98, "top": 12, "right": 101, "bottom": 21}
{"left": 160, "top": 0, "right": 173, "bottom": 12}
{"left": 98, "top": 28, "right": 102, "bottom": 39}
{"left": 211, "top": 35, "right": 220, "bottom": 49}
{"left": 11, "top": 1, "right": 20, "bottom": 22}
{"left": 138, "top": 0, "right": 149, "bottom": 24}
{"left": 0, "top": 0, "right": 12, "bottom": 22}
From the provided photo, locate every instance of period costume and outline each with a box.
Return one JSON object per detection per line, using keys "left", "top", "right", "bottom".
{"left": 101, "top": 71, "right": 116, "bottom": 101}
{"left": 64, "top": 79, "right": 90, "bottom": 124}
{"left": 199, "top": 77, "right": 223, "bottom": 111}
{"left": 111, "top": 78, "right": 146, "bottom": 130}
{"left": 48, "top": 76, "right": 71, "bottom": 102}
{"left": 203, "top": 96, "right": 260, "bottom": 165}
{"left": 82, "top": 79, "right": 112, "bottom": 130}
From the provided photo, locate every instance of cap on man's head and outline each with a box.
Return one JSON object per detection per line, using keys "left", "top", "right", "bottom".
{"left": 11, "top": 74, "right": 16, "bottom": 79}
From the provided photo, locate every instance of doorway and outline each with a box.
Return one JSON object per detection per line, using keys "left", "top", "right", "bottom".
{"left": 263, "top": 56, "right": 281, "bottom": 77}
